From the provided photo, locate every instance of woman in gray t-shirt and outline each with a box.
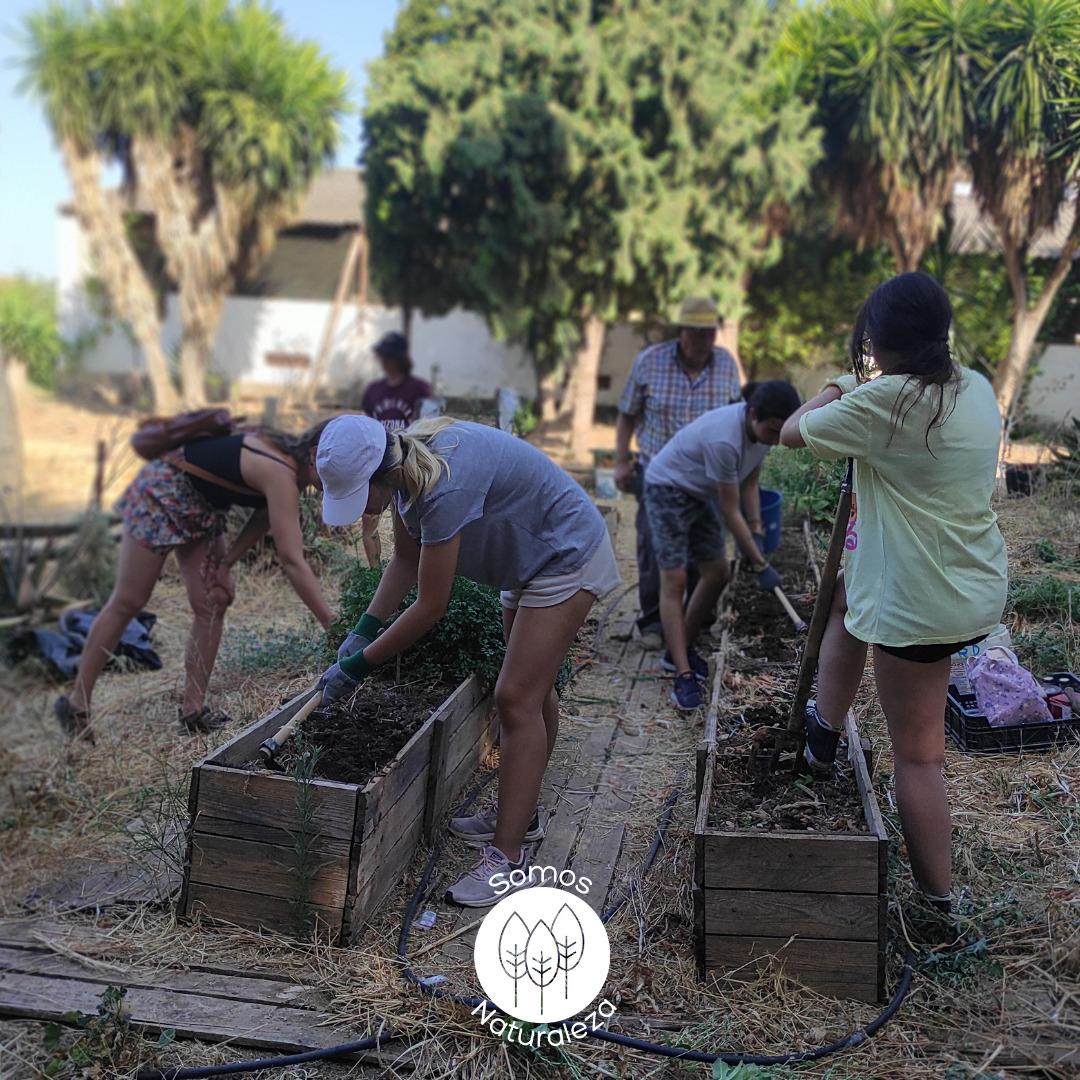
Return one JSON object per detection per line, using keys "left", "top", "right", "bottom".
{"left": 314, "top": 415, "right": 620, "bottom": 907}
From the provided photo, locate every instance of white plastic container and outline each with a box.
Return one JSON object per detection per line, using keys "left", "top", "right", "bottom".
{"left": 950, "top": 623, "right": 1012, "bottom": 696}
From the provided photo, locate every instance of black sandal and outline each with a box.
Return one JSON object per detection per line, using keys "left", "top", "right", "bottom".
{"left": 54, "top": 696, "right": 95, "bottom": 745}
{"left": 178, "top": 706, "right": 231, "bottom": 734}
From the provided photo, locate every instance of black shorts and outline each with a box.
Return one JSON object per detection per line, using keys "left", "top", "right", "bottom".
{"left": 875, "top": 635, "right": 986, "bottom": 665}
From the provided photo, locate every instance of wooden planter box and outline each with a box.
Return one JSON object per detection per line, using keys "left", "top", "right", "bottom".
{"left": 178, "top": 674, "right": 496, "bottom": 942}
{"left": 693, "top": 712, "right": 888, "bottom": 1002}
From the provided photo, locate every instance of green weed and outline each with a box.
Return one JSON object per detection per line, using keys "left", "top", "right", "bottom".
{"left": 1012, "top": 622, "right": 1080, "bottom": 675}
{"left": 41, "top": 985, "right": 174, "bottom": 1076}
{"left": 285, "top": 746, "right": 330, "bottom": 939}
{"left": 220, "top": 624, "right": 325, "bottom": 672}
{"left": 1006, "top": 575, "right": 1080, "bottom": 620}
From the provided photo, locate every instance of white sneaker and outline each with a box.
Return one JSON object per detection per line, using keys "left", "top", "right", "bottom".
{"left": 444, "top": 845, "right": 529, "bottom": 907}
{"left": 449, "top": 799, "right": 545, "bottom": 846}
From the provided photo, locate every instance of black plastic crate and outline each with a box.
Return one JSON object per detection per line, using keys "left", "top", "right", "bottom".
{"left": 945, "top": 672, "right": 1080, "bottom": 753}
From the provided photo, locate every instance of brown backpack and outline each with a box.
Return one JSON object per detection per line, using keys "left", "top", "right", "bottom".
{"left": 131, "top": 408, "right": 244, "bottom": 461}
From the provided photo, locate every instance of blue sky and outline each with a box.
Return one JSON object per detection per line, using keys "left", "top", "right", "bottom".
{"left": 0, "top": 0, "right": 404, "bottom": 281}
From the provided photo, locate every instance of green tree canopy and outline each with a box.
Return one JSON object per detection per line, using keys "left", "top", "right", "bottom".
{"left": 20, "top": 0, "right": 349, "bottom": 410}
{"left": 363, "top": 0, "right": 820, "bottom": 457}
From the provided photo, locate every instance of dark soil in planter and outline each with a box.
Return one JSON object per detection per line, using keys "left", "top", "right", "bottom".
{"left": 726, "top": 519, "right": 816, "bottom": 665}
{"left": 247, "top": 676, "right": 452, "bottom": 785}
{"left": 707, "top": 702, "right": 868, "bottom": 833}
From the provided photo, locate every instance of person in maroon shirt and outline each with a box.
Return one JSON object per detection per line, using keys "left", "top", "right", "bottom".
{"left": 359, "top": 331, "right": 431, "bottom": 565}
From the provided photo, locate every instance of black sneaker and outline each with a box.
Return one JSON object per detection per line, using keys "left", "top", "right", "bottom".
{"left": 54, "top": 695, "right": 94, "bottom": 745}
{"left": 803, "top": 698, "right": 841, "bottom": 768}
{"left": 660, "top": 648, "right": 708, "bottom": 681}
{"left": 179, "top": 707, "right": 231, "bottom": 734}
{"left": 670, "top": 673, "right": 703, "bottom": 712}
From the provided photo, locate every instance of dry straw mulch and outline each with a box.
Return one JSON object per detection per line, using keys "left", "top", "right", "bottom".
{"left": 0, "top": 491, "right": 1078, "bottom": 1079}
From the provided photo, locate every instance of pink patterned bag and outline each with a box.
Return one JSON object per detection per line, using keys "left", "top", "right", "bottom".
{"left": 967, "top": 647, "right": 1051, "bottom": 728}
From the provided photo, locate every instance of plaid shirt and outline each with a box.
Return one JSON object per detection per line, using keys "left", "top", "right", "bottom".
{"left": 617, "top": 339, "right": 741, "bottom": 460}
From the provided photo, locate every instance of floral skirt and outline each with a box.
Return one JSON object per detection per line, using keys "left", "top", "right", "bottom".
{"left": 114, "top": 458, "right": 227, "bottom": 556}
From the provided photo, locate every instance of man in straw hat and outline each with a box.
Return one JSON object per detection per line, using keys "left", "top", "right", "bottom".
{"left": 614, "top": 296, "right": 743, "bottom": 651}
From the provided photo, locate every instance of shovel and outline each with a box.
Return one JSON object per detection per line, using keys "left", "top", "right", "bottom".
{"left": 750, "top": 459, "right": 853, "bottom": 774}
{"left": 258, "top": 684, "right": 322, "bottom": 765}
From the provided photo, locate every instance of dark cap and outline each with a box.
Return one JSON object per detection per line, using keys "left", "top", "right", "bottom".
{"left": 373, "top": 331, "right": 409, "bottom": 359}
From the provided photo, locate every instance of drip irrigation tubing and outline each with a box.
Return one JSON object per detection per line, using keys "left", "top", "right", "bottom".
{"left": 136, "top": 586, "right": 915, "bottom": 1076}
{"left": 396, "top": 772, "right": 915, "bottom": 1067}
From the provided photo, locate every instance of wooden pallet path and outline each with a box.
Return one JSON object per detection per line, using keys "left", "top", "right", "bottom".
{"left": 0, "top": 919, "right": 363, "bottom": 1054}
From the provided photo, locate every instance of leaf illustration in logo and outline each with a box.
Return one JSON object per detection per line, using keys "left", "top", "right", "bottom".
{"left": 498, "top": 911, "right": 531, "bottom": 1009}
{"left": 551, "top": 903, "right": 585, "bottom": 999}
{"left": 525, "top": 919, "right": 559, "bottom": 1015}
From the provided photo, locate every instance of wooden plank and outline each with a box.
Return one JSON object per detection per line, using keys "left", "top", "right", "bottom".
{"left": 432, "top": 711, "right": 497, "bottom": 832}
{"left": 700, "top": 833, "right": 881, "bottom": 893}
{"left": 194, "top": 766, "right": 357, "bottom": 840}
{"left": 703, "top": 935, "right": 880, "bottom": 1002}
{"left": 703, "top": 888, "right": 879, "bottom": 940}
{"left": 350, "top": 793, "right": 427, "bottom": 936}
{"left": 206, "top": 688, "right": 320, "bottom": 768}
{"left": 844, "top": 708, "right": 889, "bottom": 1001}
{"left": 571, "top": 725, "right": 651, "bottom": 914}
{"left": 532, "top": 716, "right": 620, "bottom": 872}
{"left": 358, "top": 712, "right": 435, "bottom": 842}
{"left": 188, "top": 833, "right": 349, "bottom": 908}
{"left": 185, "top": 883, "right": 342, "bottom": 939}
{"left": 0, "top": 971, "right": 354, "bottom": 1051}
{"left": 443, "top": 696, "right": 497, "bottom": 780}
{"left": 427, "top": 680, "right": 495, "bottom": 838}
{"left": 693, "top": 746, "right": 716, "bottom": 977}
{"left": 191, "top": 816, "right": 351, "bottom": 858}
{"left": 0, "top": 947, "right": 321, "bottom": 1009}
{"left": 357, "top": 758, "right": 430, "bottom": 891}
{"left": 846, "top": 710, "right": 888, "bottom": 840}
{"left": 178, "top": 761, "right": 202, "bottom": 917}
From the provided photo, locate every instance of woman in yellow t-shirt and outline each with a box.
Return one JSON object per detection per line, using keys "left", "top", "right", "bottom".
{"left": 780, "top": 272, "right": 1007, "bottom": 917}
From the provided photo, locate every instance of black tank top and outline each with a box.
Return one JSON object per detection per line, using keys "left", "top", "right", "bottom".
{"left": 180, "top": 434, "right": 292, "bottom": 509}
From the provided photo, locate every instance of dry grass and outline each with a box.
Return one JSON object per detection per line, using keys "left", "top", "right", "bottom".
{"left": 1, "top": 478, "right": 1079, "bottom": 1078}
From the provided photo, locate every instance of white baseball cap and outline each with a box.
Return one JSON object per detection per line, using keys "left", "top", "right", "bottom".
{"left": 316, "top": 414, "right": 388, "bottom": 526}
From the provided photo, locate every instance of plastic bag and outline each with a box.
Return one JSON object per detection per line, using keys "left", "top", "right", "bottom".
{"left": 967, "top": 646, "right": 1051, "bottom": 728}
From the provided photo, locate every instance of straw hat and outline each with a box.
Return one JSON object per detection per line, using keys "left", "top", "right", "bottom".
{"left": 671, "top": 297, "right": 721, "bottom": 328}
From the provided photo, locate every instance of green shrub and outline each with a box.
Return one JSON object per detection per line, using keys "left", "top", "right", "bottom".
{"left": 759, "top": 447, "right": 846, "bottom": 530}
{"left": 0, "top": 278, "right": 63, "bottom": 389}
{"left": 331, "top": 563, "right": 506, "bottom": 685}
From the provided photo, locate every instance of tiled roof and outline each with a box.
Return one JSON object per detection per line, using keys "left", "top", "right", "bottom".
{"left": 61, "top": 167, "right": 364, "bottom": 227}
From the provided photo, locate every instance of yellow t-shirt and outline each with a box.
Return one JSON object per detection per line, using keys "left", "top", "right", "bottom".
{"left": 799, "top": 369, "right": 1008, "bottom": 647}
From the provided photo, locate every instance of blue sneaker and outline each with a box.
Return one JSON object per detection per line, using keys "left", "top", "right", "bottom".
{"left": 803, "top": 698, "right": 842, "bottom": 768}
{"left": 660, "top": 648, "right": 708, "bottom": 681}
{"left": 670, "top": 673, "right": 703, "bottom": 712}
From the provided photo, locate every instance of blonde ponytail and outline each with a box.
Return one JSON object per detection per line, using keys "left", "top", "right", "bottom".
{"left": 383, "top": 416, "right": 455, "bottom": 507}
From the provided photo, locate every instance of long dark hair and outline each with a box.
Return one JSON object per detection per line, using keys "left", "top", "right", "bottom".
{"left": 850, "top": 272, "right": 958, "bottom": 448}
{"left": 741, "top": 379, "right": 801, "bottom": 422}
{"left": 257, "top": 419, "right": 334, "bottom": 467}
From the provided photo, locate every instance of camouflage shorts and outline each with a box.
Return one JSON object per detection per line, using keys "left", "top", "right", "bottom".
{"left": 643, "top": 483, "right": 725, "bottom": 569}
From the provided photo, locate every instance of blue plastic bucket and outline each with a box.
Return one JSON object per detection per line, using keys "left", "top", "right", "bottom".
{"left": 759, "top": 488, "right": 782, "bottom": 553}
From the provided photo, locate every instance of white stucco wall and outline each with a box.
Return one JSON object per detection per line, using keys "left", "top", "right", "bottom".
{"left": 57, "top": 213, "right": 538, "bottom": 399}
{"left": 1026, "top": 345, "right": 1080, "bottom": 428}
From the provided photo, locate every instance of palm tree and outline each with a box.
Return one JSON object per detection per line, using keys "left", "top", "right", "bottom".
{"left": 782, "top": 0, "right": 989, "bottom": 273}
{"left": 20, "top": 0, "right": 348, "bottom": 410}
{"left": 968, "top": 0, "right": 1080, "bottom": 420}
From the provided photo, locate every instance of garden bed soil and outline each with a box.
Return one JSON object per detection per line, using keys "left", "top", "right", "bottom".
{"left": 726, "top": 521, "right": 815, "bottom": 664}
{"left": 707, "top": 703, "right": 868, "bottom": 833}
{"left": 267, "top": 677, "right": 452, "bottom": 784}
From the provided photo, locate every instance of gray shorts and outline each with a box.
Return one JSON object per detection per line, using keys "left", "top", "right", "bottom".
{"left": 643, "top": 483, "right": 725, "bottom": 570}
{"left": 500, "top": 536, "right": 621, "bottom": 610}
